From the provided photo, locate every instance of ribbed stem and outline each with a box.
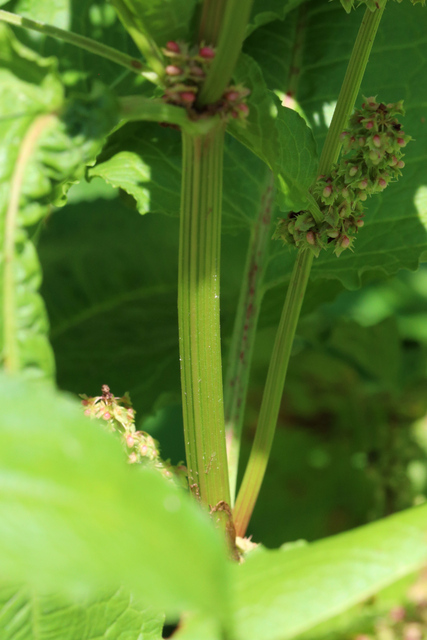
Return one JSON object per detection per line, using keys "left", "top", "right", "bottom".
{"left": 224, "top": 173, "right": 275, "bottom": 504}
{"left": 198, "top": 0, "right": 254, "bottom": 106}
{"left": 233, "top": 2, "right": 388, "bottom": 537}
{"left": 0, "top": 10, "right": 157, "bottom": 83}
{"left": 198, "top": 0, "right": 228, "bottom": 45}
{"left": 233, "top": 250, "right": 313, "bottom": 536}
{"left": 179, "top": 124, "right": 233, "bottom": 540}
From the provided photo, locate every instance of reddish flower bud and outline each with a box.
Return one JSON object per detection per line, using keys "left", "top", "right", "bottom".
{"left": 323, "top": 185, "right": 332, "bottom": 198}
{"left": 166, "top": 41, "right": 181, "bottom": 54}
{"left": 126, "top": 434, "right": 135, "bottom": 447}
{"left": 356, "top": 218, "right": 365, "bottom": 227}
{"left": 225, "top": 90, "right": 240, "bottom": 102}
{"left": 397, "top": 160, "right": 405, "bottom": 168}
{"left": 84, "top": 408, "right": 91, "bottom": 416}
{"left": 373, "top": 134, "right": 381, "bottom": 147}
{"left": 180, "top": 91, "right": 196, "bottom": 103}
{"left": 349, "top": 166, "right": 359, "bottom": 177}
{"left": 359, "top": 179, "right": 368, "bottom": 189}
{"left": 199, "top": 46, "right": 215, "bottom": 59}
{"left": 306, "top": 231, "right": 316, "bottom": 245}
{"left": 397, "top": 137, "right": 406, "bottom": 146}
{"left": 341, "top": 236, "right": 350, "bottom": 248}
{"left": 236, "top": 103, "right": 249, "bottom": 116}
{"left": 103, "top": 412, "right": 111, "bottom": 420}
{"left": 166, "top": 64, "right": 182, "bottom": 76}
{"left": 365, "top": 121, "right": 374, "bottom": 130}
{"left": 378, "top": 178, "right": 387, "bottom": 188}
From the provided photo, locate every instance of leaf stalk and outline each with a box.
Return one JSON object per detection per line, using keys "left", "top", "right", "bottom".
{"left": 233, "top": 2, "right": 388, "bottom": 537}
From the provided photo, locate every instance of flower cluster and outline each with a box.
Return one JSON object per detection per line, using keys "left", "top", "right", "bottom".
{"left": 275, "top": 97, "right": 411, "bottom": 257}
{"left": 353, "top": 569, "right": 427, "bottom": 640}
{"left": 81, "top": 385, "right": 186, "bottom": 484}
{"left": 162, "top": 40, "right": 250, "bottom": 121}
{"left": 339, "top": 0, "right": 424, "bottom": 15}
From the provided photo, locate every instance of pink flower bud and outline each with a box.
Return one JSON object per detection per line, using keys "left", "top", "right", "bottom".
{"left": 397, "top": 160, "right": 405, "bottom": 168}
{"left": 365, "top": 121, "right": 374, "bottom": 130}
{"left": 140, "top": 444, "right": 148, "bottom": 456}
{"left": 81, "top": 399, "right": 89, "bottom": 406}
{"left": 306, "top": 231, "right": 315, "bottom": 245}
{"left": 236, "top": 103, "right": 249, "bottom": 116}
{"left": 356, "top": 218, "right": 365, "bottom": 227}
{"left": 180, "top": 91, "right": 196, "bottom": 104}
{"left": 389, "top": 155, "right": 398, "bottom": 166}
{"left": 225, "top": 90, "right": 240, "bottom": 102}
{"left": 103, "top": 412, "right": 111, "bottom": 420}
{"left": 349, "top": 166, "right": 359, "bottom": 177}
{"left": 358, "top": 137, "right": 366, "bottom": 146}
{"left": 341, "top": 236, "right": 350, "bottom": 248}
{"left": 373, "top": 134, "right": 381, "bottom": 147}
{"left": 359, "top": 179, "right": 368, "bottom": 189}
{"left": 390, "top": 606, "right": 406, "bottom": 622}
{"left": 190, "top": 65, "right": 205, "bottom": 77}
{"left": 128, "top": 452, "right": 138, "bottom": 464}
{"left": 199, "top": 46, "right": 215, "bottom": 59}
{"left": 166, "top": 41, "right": 181, "bottom": 54}
{"left": 126, "top": 434, "right": 135, "bottom": 447}
{"left": 84, "top": 409, "right": 91, "bottom": 416}
{"left": 323, "top": 185, "right": 332, "bottom": 198}
{"left": 397, "top": 137, "right": 406, "bottom": 147}
{"left": 166, "top": 64, "right": 182, "bottom": 76}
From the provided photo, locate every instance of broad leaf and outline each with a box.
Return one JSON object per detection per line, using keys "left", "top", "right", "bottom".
{"left": 247, "top": 0, "right": 307, "bottom": 36}
{"left": 38, "top": 197, "right": 249, "bottom": 417}
{"left": 0, "top": 25, "right": 117, "bottom": 380}
{"left": 0, "top": 585, "right": 164, "bottom": 640}
{"left": 0, "top": 374, "right": 230, "bottom": 621}
{"left": 233, "top": 505, "right": 427, "bottom": 640}
{"left": 228, "top": 53, "right": 319, "bottom": 211}
{"left": 110, "top": 0, "right": 196, "bottom": 47}
{"left": 88, "top": 122, "right": 270, "bottom": 232}
{"left": 244, "top": 2, "right": 427, "bottom": 289}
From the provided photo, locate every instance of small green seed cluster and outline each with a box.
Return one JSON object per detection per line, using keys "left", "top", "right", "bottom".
{"left": 162, "top": 41, "right": 250, "bottom": 121}
{"left": 275, "top": 97, "right": 411, "bottom": 257}
{"left": 81, "top": 385, "right": 186, "bottom": 484}
{"left": 339, "top": 0, "right": 424, "bottom": 15}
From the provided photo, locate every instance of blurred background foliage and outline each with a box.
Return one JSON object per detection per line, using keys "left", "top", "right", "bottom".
{"left": 4, "top": 0, "right": 427, "bottom": 636}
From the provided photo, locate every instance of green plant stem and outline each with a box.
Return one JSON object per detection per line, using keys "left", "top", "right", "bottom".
{"left": 179, "top": 123, "right": 233, "bottom": 541}
{"left": 118, "top": 97, "right": 219, "bottom": 134}
{"left": 224, "top": 172, "right": 275, "bottom": 504}
{"left": 233, "top": 249, "right": 313, "bottom": 536}
{"left": 0, "top": 10, "right": 158, "bottom": 84}
{"left": 198, "top": 0, "right": 254, "bottom": 106}
{"left": 233, "top": 2, "right": 387, "bottom": 538}
{"left": 198, "top": 0, "right": 228, "bottom": 45}
{"left": 318, "top": 3, "right": 386, "bottom": 174}
{"left": 110, "top": 0, "right": 165, "bottom": 82}
{"left": 3, "top": 114, "right": 55, "bottom": 373}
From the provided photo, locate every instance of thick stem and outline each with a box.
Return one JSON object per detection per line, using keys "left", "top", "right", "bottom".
{"left": 3, "top": 114, "right": 56, "bottom": 373}
{"left": 198, "top": 0, "right": 228, "bottom": 45}
{"left": 0, "top": 10, "right": 157, "bottom": 84}
{"left": 224, "top": 173, "right": 275, "bottom": 504}
{"left": 198, "top": 0, "right": 254, "bottom": 106}
{"left": 233, "top": 2, "right": 387, "bottom": 537}
{"left": 179, "top": 123, "right": 233, "bottom": 538}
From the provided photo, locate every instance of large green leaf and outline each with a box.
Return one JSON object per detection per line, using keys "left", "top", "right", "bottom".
{"left": 110, "top": 0, "right": 197, "bottom": 47}
{"left": 37, "top": 197, "right": 249, "bottom": 418}
{"left": 233, "top": 505, "right": 427, "bottom": 640}
{"left": 88, "top": 121, "right": 270, "bottom": 232}
{"left": 247, "top": 0, "right": 307, "bottom": 36}
{"left": 244, "top": 1, "right": 427, "bottom": 289}
{"left": 0, "top": 25, "right": 118, "bottom": 380}
{"left": 0, "top": 374, "right": 230, "bottom": 621}
{"left": 228, "top": 53, "right": 319, "bottom": 211}
{"left": 0, "top": 586, "right": 164, "bottom": 640}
